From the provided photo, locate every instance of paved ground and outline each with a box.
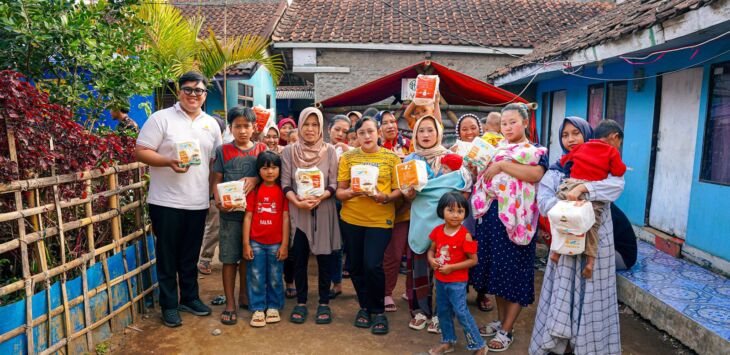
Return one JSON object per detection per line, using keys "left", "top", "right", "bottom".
{"left": 109, "top": 259, "right": 692, "bottom": 354}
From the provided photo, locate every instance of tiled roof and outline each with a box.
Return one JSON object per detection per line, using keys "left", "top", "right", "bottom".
{"left": 272, "top": 0, "right": 613, "bottom": 48}
{"left": 489, "top": 0, "right": 719, "bottom": 80}
{"left": 173, "top": 0, "right": 284, "bottom": 39}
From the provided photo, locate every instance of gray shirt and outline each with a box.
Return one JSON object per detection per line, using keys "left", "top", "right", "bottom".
{"left": 212, "top": 142, "right": 267, "bottom": 221}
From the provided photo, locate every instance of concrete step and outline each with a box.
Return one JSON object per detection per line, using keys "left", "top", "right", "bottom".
{"left": 617, "top": 241, "right": 730, "bottom": 355}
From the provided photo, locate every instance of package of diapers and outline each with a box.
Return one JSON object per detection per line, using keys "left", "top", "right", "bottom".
{"left": 217, "top": 181, "right": 246, "bottom": 211}
{"left": 462, "top": 138, "right": 496, "bottom": 171}
{"left": 175, "top": 139, "right": 202, "bottom": 167}
{"left": 295, "top": 167, "right": 325, "bottom": 198}
{"left": 547, "top": 200, "right": 595, "bottom": 255}
{"left": 351, "top": 165, "right": 379, "bottom": 195}
{"left": 412, "top": 75, "right": 440, "bottom": 106}
{"left": 396, "top": 160, "right": 428, "bottom": 192}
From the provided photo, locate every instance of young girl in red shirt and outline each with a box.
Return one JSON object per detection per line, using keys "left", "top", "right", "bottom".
{"left": 426, "top": 192, "right": 487, "bottom": 355}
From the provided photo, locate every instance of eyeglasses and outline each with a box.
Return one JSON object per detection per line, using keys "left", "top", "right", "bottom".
{"left": 180, "top": 87, "right": 208, "bottom": 96}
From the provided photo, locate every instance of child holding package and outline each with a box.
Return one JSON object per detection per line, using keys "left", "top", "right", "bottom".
{"left": 552, "top": 119, "right": 626, "bottom": 278}
{"left": 404, "top": 94, "right": 443, "bottom": 129}
{"left": 426, "top": 192, "right": 486, "bottom": 355}
{"left": 243, "top": 151, "right": 290, "bottom": 327}
{"left": 212, "top": 107, "right": 267, "bottom": 326}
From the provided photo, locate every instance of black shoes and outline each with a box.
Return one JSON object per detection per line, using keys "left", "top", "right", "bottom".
{"left": 178, "top": 299, "right": 212, "bottom": 316}
{"left": 162, "top": 309, "right": 182, "bottom": 328}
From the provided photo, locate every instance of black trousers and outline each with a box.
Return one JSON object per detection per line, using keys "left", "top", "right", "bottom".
{"left": 341, "top": 221, "right": 391, "bottom": 314}
{"left": 149, "top": 204, "right": 207, "bottom": 310}
{"left": 291, "top": 229, "right": 337, "bottom": 305}
{"left": 284, "top": 257, "right": 295, "bottom": 284}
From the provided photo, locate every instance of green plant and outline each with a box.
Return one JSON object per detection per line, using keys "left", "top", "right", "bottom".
{"left": 0, "top": 0, "right": 162, "bottom": 128}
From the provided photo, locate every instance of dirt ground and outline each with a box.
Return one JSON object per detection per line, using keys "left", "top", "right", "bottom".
{"left": 109, "top": 259, "right": 692, "bottom": 355}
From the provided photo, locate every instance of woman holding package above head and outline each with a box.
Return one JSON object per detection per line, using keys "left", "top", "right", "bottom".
{"left": 470, "top": 103, "right": 548, "bottom": 352}
{"left": 281, "top": 107, "right": 342, "bottom": 325}
{"left": 337, "top": 116, "right": 403, "bottom": 335}
{"left": 529, "top": 117, "right": 624, "bottom": 355}
{"left": 401, "top": 115, "right": 473, "bottom": 334}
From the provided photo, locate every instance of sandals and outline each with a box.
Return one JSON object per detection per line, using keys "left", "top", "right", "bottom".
{"left": 480, "top": 320, "right": 502, "bottom": 337}
{"left": 477, "top": 294, "right": 494, "bottom": 312}
{"left": 488, "top": 330, "right": 514, "bottom": 352}
{"left": 315, "top": 305, "right": 333, "bottom": 324}
{"left": 371, "top": 314, "right": 389, "bottom": 335}
{"left": 354, "top": 309, "right": 372, "bottom": 328}
{"left": 428, "top": 343, "right": 455, "bottom": 355}
{"left": 384, "top": 296, "right": 397, "bottom": 312}
{"left": 427, "top": 316, "right": 441, "bottom": 334}
{"left": 265, "top": 309, "right": 281, "bottom": 323}
{"left": 329, "top": 289, "right": 342, "bottom": 300}
{"left": 220, "top": 310, "right": 237, "bottom": 325}
{"left": 285, "top": 287, "right": 297, "bottom": 299}
{"left": 409, "top": 313, "right": 428, "bottom": 330}
{"left": 210, "top": 295, "right": 226, "bottom": 306}
{"left": 250, "top": 310, "right": 266, "bottom": 327}
{"left": 290, "top": 305, "right": 308, "bottom": 324}
{"left": 197, "top": 261, "right": 212, "bottom": 275}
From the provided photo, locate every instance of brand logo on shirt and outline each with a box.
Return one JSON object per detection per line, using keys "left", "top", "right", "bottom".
{"left": 256, "top": 197, "right": 278, "bottom": 214}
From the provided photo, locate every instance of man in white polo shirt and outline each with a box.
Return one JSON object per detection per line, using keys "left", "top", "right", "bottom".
{"left": 135, "top": 71, "right": 222, "bottom": 327}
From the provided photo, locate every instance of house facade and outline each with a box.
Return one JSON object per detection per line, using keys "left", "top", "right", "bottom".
{"left": 271, "top": 0, "right": 614, "bottom": 103}
{"left": 490, "top": 0, "right": 730, "bottom": 272}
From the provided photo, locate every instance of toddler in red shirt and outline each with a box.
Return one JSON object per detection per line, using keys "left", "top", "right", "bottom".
{"left": 426, "top": 192, "right": 486, "bottom": 355}
{"left": 243, "top": 151, "right": 290, "bottom": 328}
{"left": 553, "top": 119, "right": 626, "bottom": 279}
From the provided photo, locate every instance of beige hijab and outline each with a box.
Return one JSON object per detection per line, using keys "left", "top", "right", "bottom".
{"left": 413, "top": 115, "right": 448, "bottom": 174}
{"left": 291, "top": 107, "right": 329, "bottom": 168}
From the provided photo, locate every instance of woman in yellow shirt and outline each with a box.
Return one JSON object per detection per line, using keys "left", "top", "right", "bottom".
{"left": 336, "top": 117, "right": 402, "bottom": 335}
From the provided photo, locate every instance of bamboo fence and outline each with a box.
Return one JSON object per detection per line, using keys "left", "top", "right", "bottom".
{"left": 0, "top": 154, "right": 154, "bottom": 354}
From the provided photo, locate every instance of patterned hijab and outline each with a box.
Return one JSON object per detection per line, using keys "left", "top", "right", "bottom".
{"left": 549, "top": 116, "right": 593, "bottom": 173}
{"left": 291, "top": 107, "right": 329, "bottom": 169}
{"left": 413, "top": 115, "right": 448, "bottom": 174}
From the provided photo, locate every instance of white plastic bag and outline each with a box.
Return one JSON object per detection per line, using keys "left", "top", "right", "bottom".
{"left": 547, "top": 200, "right": 596, "bottom": 255}
{"left": 351, "top": 165, "right": 379, "bottom": 195}
{"left": 217, "top": 181, "right": 246, "bottom": 211}
{"left": 175, "top": 139, "right": 202, "bottom": 167}
{"left": 412, "top": 75, "right": 440, "bottom": 106}
{"left": 396, "top": 160, "right": 428, "bottom": 192}
{"left": 295, "top": 167, "right": 325, "bottom": 198}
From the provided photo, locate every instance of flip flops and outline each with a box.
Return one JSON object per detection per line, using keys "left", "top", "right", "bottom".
{"left": 371, "top": 314, "right": 389, "bottom": 335}
{"left": 315, "top": 305, "right": 333, "bottom": 324}
{"left": 220, "top": 310, "right": 237, "bottom": 325}
{"left": 354, "top": 309, "right": 372, "bottom": 328}
{"left": 290, "top": 305, "right": 308, "bottom": 324}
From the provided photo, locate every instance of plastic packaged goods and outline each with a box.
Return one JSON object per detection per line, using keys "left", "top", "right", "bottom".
{"left": 461, "top": 138, "right": 496, "bottom": 171}
{"left": 295, "top": 167, "right": 325, "bottom": 198}
{"left": 412, "top": 75, "right": 440, "bottom": 106}
{"left": 217, "top": 181, "right": 247, "bottom": 211}
{"left": 351, "top": 165, "right": 380, "bottom": 195}
{"left": 547, "top": 200, "right": 596, "bottom": 255}
{"left": 253, "top": 106, "right": 273, "bottom": 133}
{"left": 396, "top": 159, "right": 428, "bottom": 192}
{"left": 175, "top": 139, "right": 202, "bottom": 167}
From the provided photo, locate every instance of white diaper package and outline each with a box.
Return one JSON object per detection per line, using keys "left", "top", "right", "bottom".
{"left": 217, "top": 181, "right": 247, "bottom": 211}
{"left": 548, "top": 200, "right": 595, "bottom": 255}
{"left": 351, "top": 165, "right": 380, "bottom": 195}
{"left": 295, "top": 167, "right": 325, "bottom": 198}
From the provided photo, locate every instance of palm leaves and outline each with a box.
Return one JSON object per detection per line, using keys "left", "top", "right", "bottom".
{"left": 137, "top": 1, "right": 284, "bottom": 94}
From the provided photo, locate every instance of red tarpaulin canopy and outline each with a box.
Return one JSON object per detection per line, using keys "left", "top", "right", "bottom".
{"left": 318, "top": 61, "right": 537, "bottom": 140}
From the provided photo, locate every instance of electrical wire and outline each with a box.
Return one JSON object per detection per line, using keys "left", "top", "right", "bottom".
{"left": 620, "top": 30, "right": 730, "bottom": 61}
{"left": 561, "top": 48, "right": 730, "bottom": 82}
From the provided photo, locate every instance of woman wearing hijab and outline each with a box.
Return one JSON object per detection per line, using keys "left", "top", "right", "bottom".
{"left": 281, "top": 107, "right": 342, "bottom": 325}
{"left": 376, "top": 110, "right": 411, "bottom": 157}
{"left": 401, "top": 115, "right": 472, "bottom": 333}
{"left": 530, "top": 117, "right": 624, "bottom": 355}
{"left": 278, "top": 117, "right": 297, "bottom": 146}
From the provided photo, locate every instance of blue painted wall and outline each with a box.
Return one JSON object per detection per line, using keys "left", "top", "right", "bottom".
{"left": 530, "top": 39, "right": 730, "bottom": 261}
{"left": 205, "top": 67, "right": 277, "bottom": 118}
